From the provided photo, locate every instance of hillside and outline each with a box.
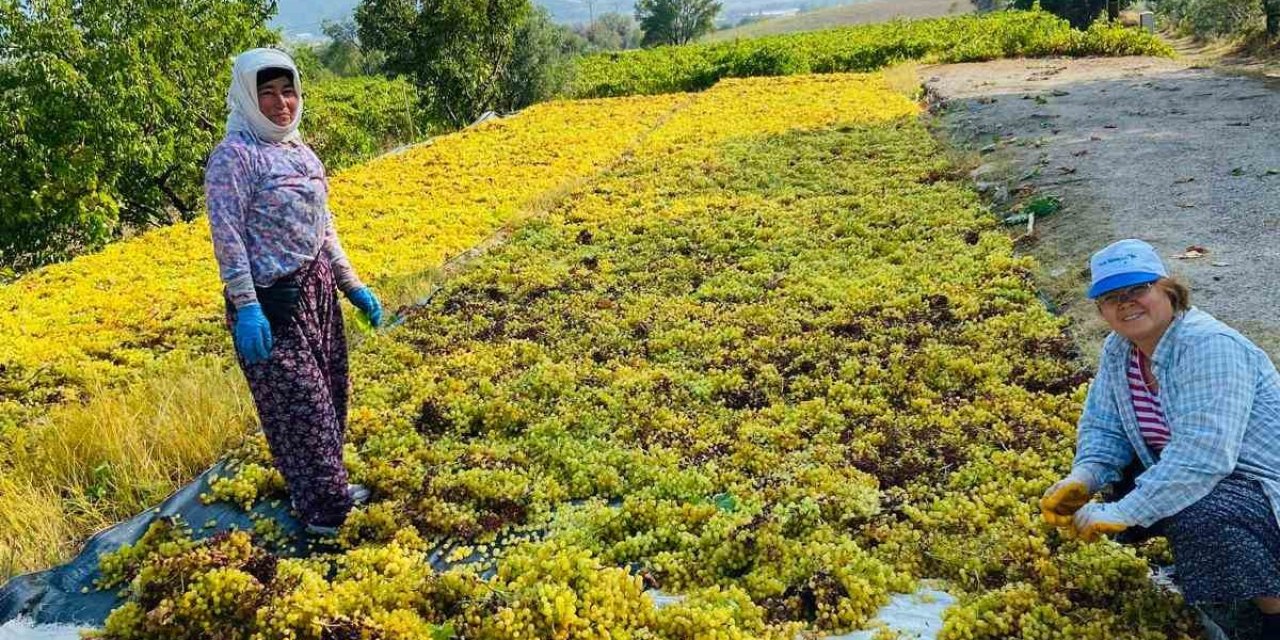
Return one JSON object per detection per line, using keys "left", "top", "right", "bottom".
{"left": 269, "top": 0, "right": 874, "bottom": 33}
{"left": 705, "top": 0, "right": 969, "bottom": 41}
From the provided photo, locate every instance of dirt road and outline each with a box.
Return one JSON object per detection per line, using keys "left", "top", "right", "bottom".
{"left": 922, "top": 56, "right": 1280, "bottom": 362}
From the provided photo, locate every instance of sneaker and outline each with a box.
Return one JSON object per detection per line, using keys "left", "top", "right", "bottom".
{"left": 348, "top": 484, "right": 371, "bottom": 506}
{"left": 290, "top": 485, "right": 370, "bottom": 514}
{"left": 304, "top": 523, "right": 340, "bottom": 537}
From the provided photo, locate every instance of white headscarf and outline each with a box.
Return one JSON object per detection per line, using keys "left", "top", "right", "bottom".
{"left": 225, "top": 47, "right": 303, "bottom": 144}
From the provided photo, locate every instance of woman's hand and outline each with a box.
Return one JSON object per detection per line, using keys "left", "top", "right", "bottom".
{"left": 234, "top": 303, "right": 273, "bottom": 364}
{"left": 1072, "top": 503, "right": 1129, "bottom": 542}
{"left": 346, "top": 287, "right": 383, "bottom": 327}
{"left": 1041, "top": 469, "right": 1097, "bottom": 527}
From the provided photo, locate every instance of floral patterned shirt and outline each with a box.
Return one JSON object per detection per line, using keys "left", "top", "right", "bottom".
{"left": 205, "top": 131, "right": 363, "bottom": 308}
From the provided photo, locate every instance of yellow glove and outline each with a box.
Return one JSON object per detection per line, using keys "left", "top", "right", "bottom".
{"left": 1072, "top": 503, "right": 1129, "bottom": 542}
{"left": 1040, "top": 470, "right": 1096, "bottom": 527}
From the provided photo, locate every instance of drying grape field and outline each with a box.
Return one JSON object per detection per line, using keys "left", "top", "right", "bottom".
{"left": 0, "top": 11, "right": 1210, "bottom": 640}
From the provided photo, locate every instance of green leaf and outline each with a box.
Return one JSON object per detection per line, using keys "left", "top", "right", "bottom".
{"left": 1022, "top": 194, "right": 1062, "bottom": 217}
{"left": 713, "top": 492, "right": 740, "bottom": 512}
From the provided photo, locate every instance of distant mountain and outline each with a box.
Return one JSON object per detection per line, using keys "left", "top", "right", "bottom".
{"left": 271, "top": 0, "right": 878, "bottom": 35}
{"left": 270, "top": 0, "right": 632, "bottom": 35}
{"left": 272, "top": 0, "right": 360, "bottom": 37}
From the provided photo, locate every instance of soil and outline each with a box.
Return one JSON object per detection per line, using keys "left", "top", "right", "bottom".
{"left": 920, "top": 56, "right": 1280, "bottom": 362}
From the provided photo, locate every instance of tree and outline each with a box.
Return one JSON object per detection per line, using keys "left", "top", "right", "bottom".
{"left": 1011, "top": 0, "right": 1125, "bottom": 28}
{"left": 500, "top": 8, "right": 579, "bottom": 110}
{"left": 356, "top": 0, "right": 533, "bottom": 128}
{"left": 289, "top": 41, "right": 336, "bottom": 82}
{"left": 0, "top": 0, "right": 276, "bottom": 272}
{"left": 600, "top": 12, "right": 643, "bottom": 49}
{"left": 319, "top": 18, "right": 384, "bottom": 76}
{"left": 1266, "top": 0, "right": 1280, "bottom": 37}
{"left": 1156, "top": 0, "right": 1267, "bottom": 38}
{"left": 969, "top": 0, "right": 1007, "bottom": 11}
{"left": 635, "top": 0, "right": 721, "bottom": 46}
{"left": 575, "top": 12, "right": 643, "bottom": 51}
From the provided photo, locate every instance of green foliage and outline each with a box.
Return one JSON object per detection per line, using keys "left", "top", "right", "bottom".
{"left": 0, "top": 0, "right": 275, "bottom": 272}
{"left": 320, "top": 18, "right": 386, "bottom": 77}
{"left": 286, "top": 19, "right": 386, "bottom": 82}
{"left": 1011, "top": 0, "right": 1115, "bottom": 29}
{"left": 568, "top": 10, "right": 1174, "bottom": 98}
{"left": 304, "top": 75, "right": 429, "bottom": 171}
{"left": 574, "top": 12, "right": 644, "bottom": 51}
{"left": 0, "top": 2, "right": 426, "bottom": 276}
{"left": 356, "top": 0, "right": 534, "bottom": 128}
{"left": 499, "top": 8, "right": 581, "bottom": 112}
{"left": 286, "top": 42, "right": 335, "bottom": 83}
{"left": 636, "top": 0, "right": 723, "bottom": 46}
{"left": 1155, "top": 0, "right": 1265, "bottom": 37}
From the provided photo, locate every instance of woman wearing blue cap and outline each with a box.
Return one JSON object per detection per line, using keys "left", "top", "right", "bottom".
{"left": 1040, "top": 239, "right": 1280, "bottom": 630}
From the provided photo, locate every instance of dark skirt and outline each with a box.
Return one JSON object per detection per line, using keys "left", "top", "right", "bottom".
{"left": 224, "top": 257, "right": 353, "bottom": 527}
{"left": 1139, "top": 474, "right": 1280, "bottom": 603}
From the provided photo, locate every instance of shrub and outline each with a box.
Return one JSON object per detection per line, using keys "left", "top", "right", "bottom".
{"left": 0, "top": 0, "right": 275, "bottom": 273}
{"left": 304, "top": 76, "right": 429, "bottom": 172}
{"left": 1156, "top": 0, "right": 1264, "bottom": 37}
{"left": 567, "top": 10, "right": 1173, "bottom": 98}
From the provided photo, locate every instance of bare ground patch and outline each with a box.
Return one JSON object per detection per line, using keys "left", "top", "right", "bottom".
{"left": 922, "top": 56, "right": 1280, "bottom": 362}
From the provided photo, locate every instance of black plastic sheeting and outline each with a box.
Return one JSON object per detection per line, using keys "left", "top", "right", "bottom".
{"left": 0, "top": 459, "right": 314, "bottom": 627}
{"left": 0, "top": 458, "right": 534, "bottom": 629}
{"left": 0, "top": 458, "right": 1266, "bottom": 637}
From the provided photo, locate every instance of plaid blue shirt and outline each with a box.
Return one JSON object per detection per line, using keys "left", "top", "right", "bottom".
{"left": 1073, "top": 308, "right": 1280, "bottom": 528}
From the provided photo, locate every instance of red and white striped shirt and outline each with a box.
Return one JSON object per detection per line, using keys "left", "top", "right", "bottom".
{"left": 1128, "top": 348, "right": 1170, "bottom": 452}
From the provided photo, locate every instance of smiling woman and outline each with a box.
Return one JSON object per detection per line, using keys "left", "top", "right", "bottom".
{"left": 1040, "top": 238, "right": 1280, "bottom": 636}
{"left": 254, "top": 68, "right": 299, "bottom": 128}
{"left": 205, "top": 47, "right": 384, "bottom": 536}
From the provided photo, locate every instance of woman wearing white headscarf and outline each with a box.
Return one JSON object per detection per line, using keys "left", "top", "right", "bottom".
{"left": 204, "top": 48, "right": 379, "bottom": 535}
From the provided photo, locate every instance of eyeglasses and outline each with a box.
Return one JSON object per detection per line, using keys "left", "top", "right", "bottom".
{"left": 1097, "top": 281, "right": 1154, "bottom": 307}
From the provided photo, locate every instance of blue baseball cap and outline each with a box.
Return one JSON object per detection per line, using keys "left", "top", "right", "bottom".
{"left": 1087, "top": 239, "right": 1167, "bottom": 299}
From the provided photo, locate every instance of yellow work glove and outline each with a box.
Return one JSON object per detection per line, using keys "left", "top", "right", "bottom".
{"left": 1040, "top": 470, "right": 1096, "bottom": 528}
{"left": 1072, "top": 503, "right": 1129, "bottom": 542}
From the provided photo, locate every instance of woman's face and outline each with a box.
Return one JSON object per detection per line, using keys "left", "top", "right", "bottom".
{"left": 1096, "top": 280, "right": 1175, "bottom": 346}
{"left": 257, "top": 76, "right": 299, "bottom": 127}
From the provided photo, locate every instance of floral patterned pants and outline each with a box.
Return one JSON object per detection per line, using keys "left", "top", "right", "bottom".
{"left": 225, "top": 257, "right": 353, "bottom": 527}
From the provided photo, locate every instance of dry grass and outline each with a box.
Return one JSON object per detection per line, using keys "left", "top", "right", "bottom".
{"left": 0, "top": 355, "right": 257, "bottom": 578}
{"left": 882, "top": 61, "right": 924, "bottom": 100}
{"left": 0, "top": 476, "right": 79, "bottom": 579}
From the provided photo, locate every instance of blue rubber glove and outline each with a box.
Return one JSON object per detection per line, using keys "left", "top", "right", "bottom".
{"left": 1072, "top": 503, "right": 1130, "bottom": 542}
{"left": 346, "top": 287, "right": 383, "bottom": 327}
{"left": 234, "top": 303, "right": 273, "bottom": 365}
